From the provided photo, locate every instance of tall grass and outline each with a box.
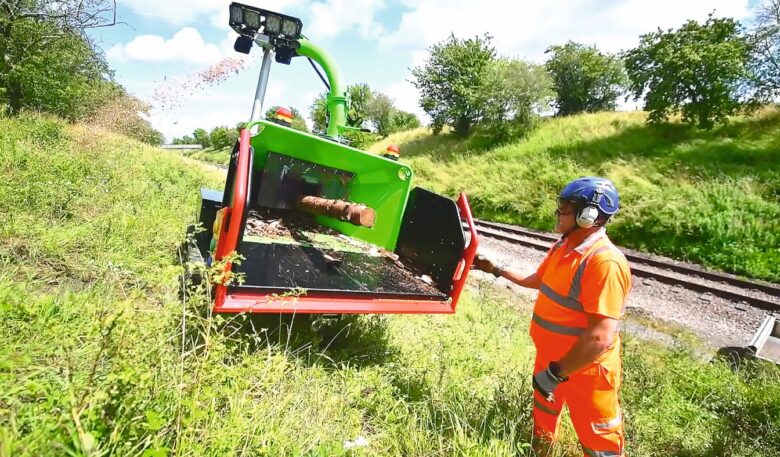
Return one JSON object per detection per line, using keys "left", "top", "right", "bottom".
{"left": 1, "top": 115, "right": 779, "bottom": 456}
{"left": 371, "top": 110, "right": 780, "bottom": 282}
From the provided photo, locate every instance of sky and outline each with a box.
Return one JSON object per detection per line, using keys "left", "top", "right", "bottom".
{"left": 89, "top": 0, "right": 761, "bottom": 141}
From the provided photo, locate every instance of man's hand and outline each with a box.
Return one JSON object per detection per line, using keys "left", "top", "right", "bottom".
{"left": 472, "top": 253, "right": 501, "bottom": 276}
{"left": 533, "top": 362, "right": 568, "bottom": 402}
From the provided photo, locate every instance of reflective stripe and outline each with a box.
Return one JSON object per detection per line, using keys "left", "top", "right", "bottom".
{"left": 569, "top": 245, "right": 613, "bottom": 301}
{"left": 540, "top": 283, "right": 584, "bottom": 312}
{"left": 592, "top": 412, "right": 622, "bottom": 431}
{"left": 533, "top": 399, "right": 560, "bottom": 416}
{"left": 583, "top": 447, "right": 622, "bottom": 457}
{"left": 532, "top": 313, "right": 585, "bottom": 336}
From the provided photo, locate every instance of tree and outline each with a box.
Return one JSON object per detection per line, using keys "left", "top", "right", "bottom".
{"left": 264, "top": 105, "right": 308, "bottom": 132}
{"left": 748, "top": 0, "right": 780, "bottom": 98}
{"left": 310, "top": 94, "right": 328, "bottom": 132}
{"left": 412, "top": 34, "right": 496, "bottom": 136}
{"left": 226, "top": 127, "right": 239, "bottom": 146}
{"left": 480, "top": 58, "right": 553, "bottom": 143}
{"left": 173, "top": 135, "right": 195, "bottom": 145}
{"left": 623, "top": 16, "right": 751, "bottom": 129}
{"left": 0, "top": 0, "right": 117, "bottom": 118}
{"left": 309, "top": 84, "right": 376, "bottom": 133}
{"left": 193, "top": 128, "right": 211, "bottom": 148}
{"left": 545, "top": 41, "right": 628, "bottom": 116}
{"left": 210, "top": 126, "right": 230, "bottom": 149}
{"left": 346, "top": 83, "right": 373, "bottom": 128}
{"left": 392, "top": 110, "right": 421, "bottom": 132}
{"left": 365, "top": 92, "right": 421, "bottom": 136}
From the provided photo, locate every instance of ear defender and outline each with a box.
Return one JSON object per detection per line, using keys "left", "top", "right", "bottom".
{"left": 576, "top": 205, "right": 600, "bottom": 228}
{"left": 576, "top": 186, "right": 605, "bottom": 228}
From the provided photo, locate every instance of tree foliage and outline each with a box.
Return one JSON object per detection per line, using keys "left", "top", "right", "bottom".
{"left": 209, "top": 126, "right": 230, "bottom": 149}
{"left": 309, "top": 94, "right": 328, "bottom": 133}
{"left": 193, "top": 128, "right": 211, "bottom": 148}
{"left": 172, "top": 135, "right": 195, "bottom": 145}
{"left": 264, "top": 105, "right": 308, "bottom": 132}
{"left": 365, "top": 92, "right": 420, "bottom": 136}
{"left": 623, "top": 16, "right": 751, "bottom": 129}
{"left": 748, "top": 0, "right": 780, "bottom": 98}
{"left": 0, "top": 1, "right": 163, "bottom": 141}
{"left": 309, "top": 85, "right": 420, "bottom": 136}
{"left": 479, "top": 58, "right": 553, "bottom": 143}
{"left": 346, "top": 83, "right": 372, "bottom": 128}
{"left": 0, "top": 0, "right": 117, "bottom": 118}
{"left": 412, "top": 34, "right": 495, "bottom": 136}
{"left": 545, "top": 41, "right": 627, "bottom": 116}
{"left": 310, "top": 84, "right": 373, "bottom": 132}
{"left": 391, "top": 110, "right": 422, "bottom": 132}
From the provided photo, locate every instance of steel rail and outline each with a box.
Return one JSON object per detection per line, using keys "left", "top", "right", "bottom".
{"left": 472, "top": 219, "right": 780, "bottom": 312}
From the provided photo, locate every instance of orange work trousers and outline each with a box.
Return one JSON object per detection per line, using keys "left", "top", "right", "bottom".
{"left": 532, "top": 358, "right": 624, "bottom": 457}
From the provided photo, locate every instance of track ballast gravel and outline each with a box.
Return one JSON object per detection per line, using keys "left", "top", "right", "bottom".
{"left": 477, "top": 236, "right": 770, "bottom": 350}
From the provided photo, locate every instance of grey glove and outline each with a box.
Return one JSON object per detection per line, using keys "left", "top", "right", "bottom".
{"left": 533, "top": 362, "right": 568, "bottom": 402}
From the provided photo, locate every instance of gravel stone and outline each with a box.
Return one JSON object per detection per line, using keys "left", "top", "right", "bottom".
{"left": 477, "top": 236, "right": 770, "bottom": 350}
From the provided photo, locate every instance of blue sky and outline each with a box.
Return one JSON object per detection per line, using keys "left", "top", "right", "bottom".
{"left": 89, "top": 0, "right": 759, "bottom": 141}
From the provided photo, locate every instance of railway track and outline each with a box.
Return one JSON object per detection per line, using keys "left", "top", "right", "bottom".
{"left": 471, "top": 219, "right": 780, "bottom": 313}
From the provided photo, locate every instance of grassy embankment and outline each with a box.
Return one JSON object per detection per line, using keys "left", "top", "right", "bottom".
{"left": 1, "top": 115, "right": 779, "bottom": 456}
{"left": 181, "top": 146, "right": 231, "bottom": 165}
{"left": 369, "top": 110, "right": 780, "bottom": 283}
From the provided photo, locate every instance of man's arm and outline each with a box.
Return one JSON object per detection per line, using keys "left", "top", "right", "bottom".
{"left": 472, "top": 253, "right": 542, "bottom": 290}
{"left": 498, "top": 269, "right": 541, "bottom": 290}
{"left": 557, "top": 313, "right": 618, "bottom": 377}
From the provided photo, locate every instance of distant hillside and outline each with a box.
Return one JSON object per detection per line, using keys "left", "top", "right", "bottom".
{"left": 370, "top": 110, "right": 780, "bottom": 282}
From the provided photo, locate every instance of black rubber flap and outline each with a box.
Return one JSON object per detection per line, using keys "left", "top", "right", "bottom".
{"left": 395, "top": 187, "right": 466, "bottom": 293}
{"left": 232, "top": 241, "right": 446, "bottom": 300}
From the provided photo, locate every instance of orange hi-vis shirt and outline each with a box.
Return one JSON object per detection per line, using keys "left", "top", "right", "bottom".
{"left": 530, "top": 228, "right": 632, "bottom": 372}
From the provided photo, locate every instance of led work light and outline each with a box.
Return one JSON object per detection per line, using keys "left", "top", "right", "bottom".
{"left": 243, "top": 9, "right": 262, "bottom": 30}
{"left": 228, "top": 2, "right": 303, "bottom": 39}
{"left": 265, "top": 14, "right": 282, "bottom": 34}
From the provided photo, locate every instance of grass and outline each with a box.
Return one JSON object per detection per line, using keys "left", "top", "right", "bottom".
{"left": 1, "top": 114, "right": 779, "bottom": 456}
{"left": 182, "top": 146, "right": 231, "bottom": 165}
{"left": 369, "top": 110, "right": 780, "bottom": 282}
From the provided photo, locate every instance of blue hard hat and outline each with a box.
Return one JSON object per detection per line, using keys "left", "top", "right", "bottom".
{"left": 559, "top": 177, "right": 620, "bottom": 216}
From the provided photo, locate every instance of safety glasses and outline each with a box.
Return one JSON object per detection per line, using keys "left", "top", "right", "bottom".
{"left": 555, "top": 198, "right": 577, "bottom": 217}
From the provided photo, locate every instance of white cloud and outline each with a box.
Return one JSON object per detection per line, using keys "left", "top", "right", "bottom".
{"left": 381, "top": 0, "right": 751, "bottom": 61}
{"left": 121, "top": 0, "right": 308, "bottom": 27}
{"left": 107, "top": 28, "right": 224, "bottom": 64}
{"left": 120, "top": 0, "right": 221, "bottom": 25}
{"left": 307, "top": 0, "right": 387, "bottom": 39}
{"left": 384, "top": 77, "right": 428, "bottom": 123}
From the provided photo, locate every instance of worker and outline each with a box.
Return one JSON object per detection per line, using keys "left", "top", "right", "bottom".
{"left": 473, "top": 177, "right": 631, "bottom": 457}
{"left": 382, "top": 144, "right": 400, "bottom": 160}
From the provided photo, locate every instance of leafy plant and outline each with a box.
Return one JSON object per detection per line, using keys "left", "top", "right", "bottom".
{"left": 412, "top": 34, "right": 496, "bottom": 136}
{"left": 545, "top": 41, "right": 628, "bottom": 116}
{"left": 623, "top": 16, "right": 752, "bottom": 129}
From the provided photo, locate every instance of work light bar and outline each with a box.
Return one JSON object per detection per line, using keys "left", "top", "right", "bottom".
{"left": 228, "top": 2, "right": 303, "bottom": 39}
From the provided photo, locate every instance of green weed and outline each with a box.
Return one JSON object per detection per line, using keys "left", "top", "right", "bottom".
{"left": 1, "top": 114, "right": 779, "bottom": 456}
{"left": 372, "top": 110, "right": 780, "bottom": 282}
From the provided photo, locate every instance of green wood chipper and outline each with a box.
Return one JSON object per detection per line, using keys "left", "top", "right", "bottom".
{"left": 184, "top": 2, "right": 479, "bottom": 314}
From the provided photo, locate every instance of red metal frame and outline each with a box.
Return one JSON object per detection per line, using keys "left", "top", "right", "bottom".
{"left": 212, "top": 130, "right": 480, "bottom": 314}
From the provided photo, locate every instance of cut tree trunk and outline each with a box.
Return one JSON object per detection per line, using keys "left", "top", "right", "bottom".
{"left": 297, "top": 196, "right": 376, "bottom": 228}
